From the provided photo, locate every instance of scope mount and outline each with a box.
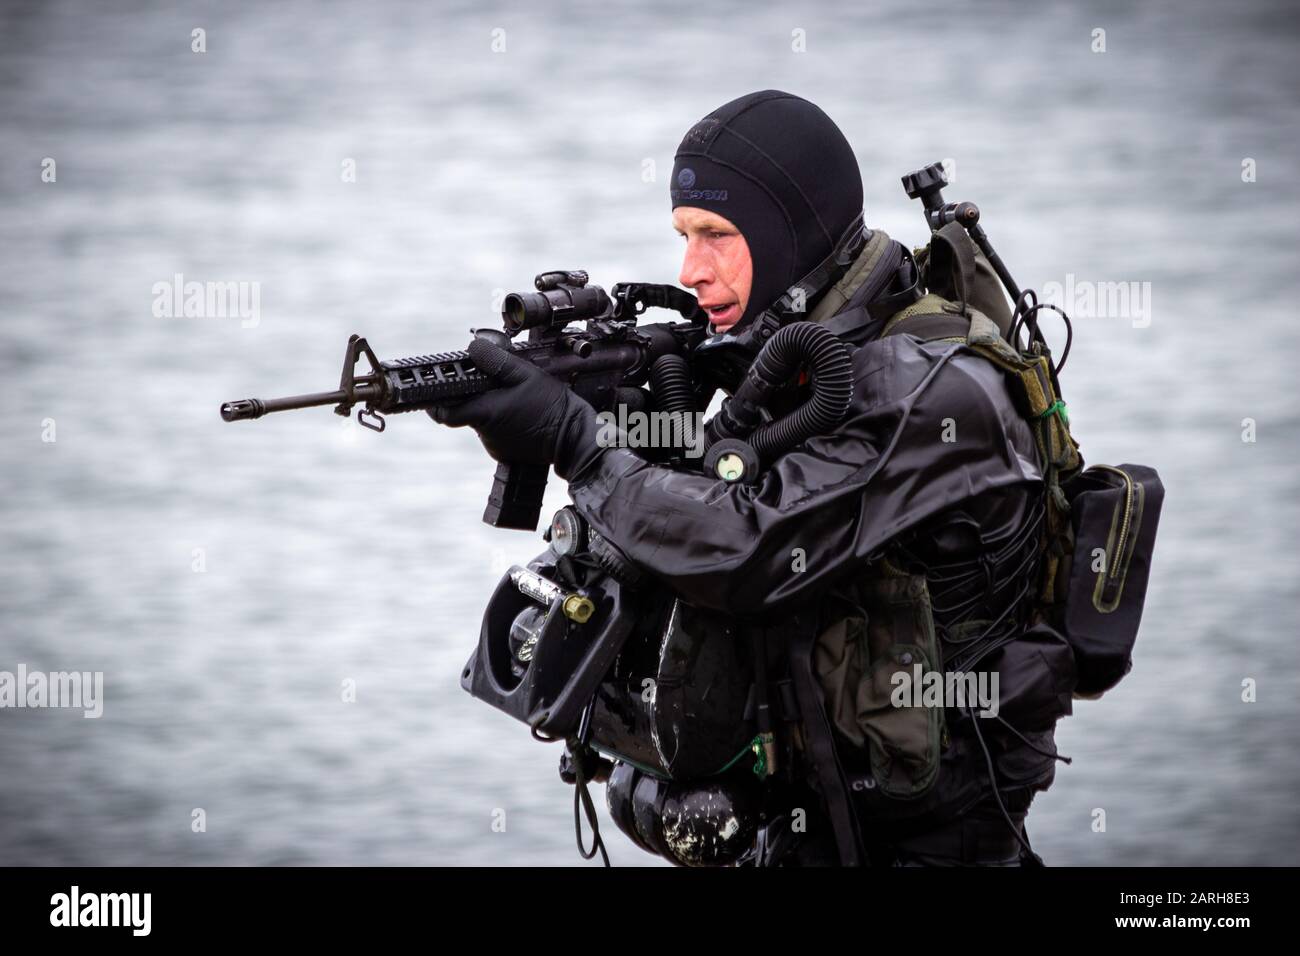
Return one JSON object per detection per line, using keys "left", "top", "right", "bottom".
{"left": 534, "top": 270, "right": 589, "bottom": 292}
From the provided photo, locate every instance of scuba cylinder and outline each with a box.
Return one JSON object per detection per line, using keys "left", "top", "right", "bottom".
{"left": 605, "top": 761, "right": 761, "bottom": 867}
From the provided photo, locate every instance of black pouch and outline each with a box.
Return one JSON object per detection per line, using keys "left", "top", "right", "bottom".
{"left": 1059, "top": 463, "right": 1164, "bottom": 696}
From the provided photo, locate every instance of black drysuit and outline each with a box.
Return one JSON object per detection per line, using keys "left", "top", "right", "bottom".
{"left": 570, "top": 332, "right": 1041, "bottom": 613}
{"left": 568, "top": 313, "right": 1078, "bottom": 862}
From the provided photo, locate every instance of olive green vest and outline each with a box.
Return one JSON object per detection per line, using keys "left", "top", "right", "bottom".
{"left": 811, "top": 222, "right": 1082, "bottom": 801}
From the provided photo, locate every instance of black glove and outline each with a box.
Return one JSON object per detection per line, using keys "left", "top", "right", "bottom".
{"left": 428, "top": 338, "right": 605, "bottom": 480}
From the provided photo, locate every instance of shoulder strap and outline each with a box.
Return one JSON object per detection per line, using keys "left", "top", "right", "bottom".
{"left": 813, "top": 236, "right": 922, "bottom": 346}
{"left": 926, "top": 221, "right": 977, "bottom": 315}
{"left": 807, "top": 229, "right": 896, "bottom": 324}
{"left": 788, "top": 621, "right": 865, "bottom": 866}
{"left": 966, "top": 312, "right": 1084, "bottom": 606}
{"left": 882, "top": 298, "right": 971, "bottom": 342}
{"left": 914, "top": 223, "right": 1015, "bottom": 338}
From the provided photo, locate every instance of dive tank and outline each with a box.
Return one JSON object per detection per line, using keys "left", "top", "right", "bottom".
{"left": 605, "top": 761, "right": 761, "bottom": 867}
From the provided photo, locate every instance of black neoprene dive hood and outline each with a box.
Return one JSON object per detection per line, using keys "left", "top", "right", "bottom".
{"left": 670, "top": 89, "right": 866, "bottom": 334}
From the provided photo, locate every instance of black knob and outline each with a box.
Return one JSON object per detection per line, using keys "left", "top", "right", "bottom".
{"left": 902, "top": 162, "right": 949, "bottom": 202}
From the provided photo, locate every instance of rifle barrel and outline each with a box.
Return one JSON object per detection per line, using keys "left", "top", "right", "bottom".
{"left": 220, "top": 385, "right": 381, "bottom": 422}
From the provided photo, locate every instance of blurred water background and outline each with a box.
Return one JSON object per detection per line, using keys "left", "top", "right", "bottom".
{"left": 1, "top": 0, "right": 1297, "bottom": 865}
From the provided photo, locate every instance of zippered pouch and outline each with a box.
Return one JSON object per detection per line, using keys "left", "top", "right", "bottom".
{"left": 1060, "top": 463, "right": 1165, "bottom": 696}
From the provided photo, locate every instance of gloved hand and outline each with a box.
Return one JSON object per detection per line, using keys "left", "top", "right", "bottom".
{"left": 428, "top": 337, "right": 605, "bottom": 480}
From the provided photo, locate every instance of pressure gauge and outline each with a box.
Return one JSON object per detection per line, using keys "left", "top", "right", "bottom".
{"left": 507, "top": 605, "right": 546, "bottom": 680}
{"left": 548, "top": 507, "right": 587, "bottom": 558}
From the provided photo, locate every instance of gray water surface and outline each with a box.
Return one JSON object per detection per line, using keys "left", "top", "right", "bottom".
{"left": 1, "top": 0, "right": 1297, "bottom": 865}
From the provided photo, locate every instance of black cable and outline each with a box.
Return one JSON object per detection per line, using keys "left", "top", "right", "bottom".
{"left": 930, "top": 538, "right": 1043, "bottom": 626}
{"left": 1009, "top": 289, "right": 1038, "bottom": 353}
{"left": 991, "top": 714, "right": 1073, "bottom": 764}
{"left": 530, "top": 721, "right": 563, "bottom": 744}
{"left": 965, "top": 700, "right": 1044, "bottom": 866}
{"left": 943, "top": 579, "right": 1032, "bottom": 673}
{"left": 1022, "top": 304, "right": 1074, "bottom": 376}
{"left": 1009, "top": 287, "right": 1075, "bottom": 379}
{"left": 540, "top": 701, "right": 610, "bottom": 867}
{"left": 572, "top": 754, "right": 611, "bottom": 867}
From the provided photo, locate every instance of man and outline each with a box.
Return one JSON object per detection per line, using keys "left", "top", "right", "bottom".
{"left": 432, "top": 90, "right": 1077, "bottom": 866}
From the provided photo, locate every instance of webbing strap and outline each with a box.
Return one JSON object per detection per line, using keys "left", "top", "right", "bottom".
{"left": 743, "top": 678, "right": 801, "bottom": 723}
{"left": 882, "top": 307, "right": 1081, "bottom": 611}
{"left": 926, "top": 221, "right": 978, "bottom": 316}
{"left": 882, "top": 309, "right": 972, "bottom": 342}
{"left": 820, "top": 305, "right": 876, "bottom": 342}
{"left": 806, "top": 227, "right": 893, "bottom": 325}
{"left": 789, "top": 623, "right": 864, "bottom": 866}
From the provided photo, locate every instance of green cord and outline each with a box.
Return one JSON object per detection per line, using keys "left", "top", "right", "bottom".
{"left": 715, "top": 734, "right": 771, "bottom": 778}
{"left": 1039, "top": 399, "right": 1069, "bottom": 425}
{"left": 715, "top": 737, "right": 759, "bottom": 774}
{"left": 751, "top": 733, "right": 775, "bottom": 779}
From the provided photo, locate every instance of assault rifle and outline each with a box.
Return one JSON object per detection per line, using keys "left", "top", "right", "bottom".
{"left": 220, "top": 271, "right": 708, "bottom": 530}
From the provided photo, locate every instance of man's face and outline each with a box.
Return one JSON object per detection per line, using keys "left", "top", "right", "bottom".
{"left": 673, "top": 206, "right": 752, "bottom": 333}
